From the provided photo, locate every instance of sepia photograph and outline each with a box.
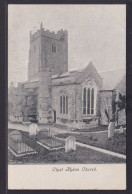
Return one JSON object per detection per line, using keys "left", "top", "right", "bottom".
{"left": 8, "top": 4, "right": 126, "bottom": 190}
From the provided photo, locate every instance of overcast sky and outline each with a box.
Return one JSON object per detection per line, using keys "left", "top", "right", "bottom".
{"left": 8, "top": 4, "right": 126, "bottom": 84}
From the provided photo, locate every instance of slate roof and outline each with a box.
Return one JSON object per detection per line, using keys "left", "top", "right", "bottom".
{"left": 52, "top": 62, "right": 125, "bottom": 90}
{"left": 51, "top": 61, "right": 102, "bottom": 86}
{"left": 23, "top": 62, "right": 125, "bottom": 91}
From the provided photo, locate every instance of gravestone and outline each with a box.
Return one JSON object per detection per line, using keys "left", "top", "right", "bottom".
{"left": 28, "top": 123, "right": 38, "bottom": 136}
{"left": 9, "top": 130, "right": 22, "bottom": 143}
{"left": 65, "top": 136, "right": 76, "bottom": 152}
{"left": 108, "top": 122, "right": 115, "bottom": 138}
{"left": 119, "top": 126, "right": 124, "bottom": 134}
{"left": 48, "top": 128, "right": 55, "bottom": 138}
{"left": 48, "top": 128, "right": 52, "bottom": 137}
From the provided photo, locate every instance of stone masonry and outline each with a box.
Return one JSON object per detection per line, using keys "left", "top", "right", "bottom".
{"left": 8, "top": 23, "right": 126, "bottom": 129}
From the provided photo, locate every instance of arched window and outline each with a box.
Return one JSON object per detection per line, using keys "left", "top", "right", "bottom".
{"left": 83, "top": 87, "right": 86, "bottom": 114}
{"left": 60, "top": 95, "right": 68, "bottom": 114}
{"left": 82, "top": 81, "right": 96, "bottom": 115}
{"left": 91, "top": 88, "right": 94, "bottom": 114}
{"left": 87, "top": 88, "right": 90, "bottom": 114}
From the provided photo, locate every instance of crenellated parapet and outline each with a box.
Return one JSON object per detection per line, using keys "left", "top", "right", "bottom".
{"left": 30, "top": 23, "right": 68, "bottom": 42}
{"left": 28, "top": 22, "right": 68, "bottom": 81}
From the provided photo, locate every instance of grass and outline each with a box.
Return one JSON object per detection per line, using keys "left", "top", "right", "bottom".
{"left": 73, "top": 126, "right": 108, "bottom": 132}
{"left": 8, "top": 128, "right": 126, "bottom": 164}
{"left": 56, "top": 132, "right": 126, "bottom": 155}
{"left": 8, "top": 145, "right": 125, "bottom": 164}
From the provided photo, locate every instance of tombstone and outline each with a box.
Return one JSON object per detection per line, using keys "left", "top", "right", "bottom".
{"left": 108, "top": 122, "right": 115, "bottom": 138}
{"left": 65, "top": 136, "right": 76, "bottom": 152}
{"left": 9, "top": 130, "right": 22, "bottom": 143}
{"left": 48, "top": 128, "right": 52, "bottom": 137}
{"left": 28, "top": 123, "right": 38, "bottom": 136}
{"left": 119, "top": 126, "right": 124, "bottom": 134}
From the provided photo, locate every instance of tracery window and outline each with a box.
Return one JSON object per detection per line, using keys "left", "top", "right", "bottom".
{"left": 60, "top": 95, "right": 68, "bottom": 114}
{"left": 83, "top": 80, "right": 97, "bottom": 115}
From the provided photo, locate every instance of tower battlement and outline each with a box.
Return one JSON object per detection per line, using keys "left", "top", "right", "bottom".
{"left": 30, "top": 23, "right": 68, "bottom": 42}
{"left": 28, "top": 22, "right": 68, "bottom": 81}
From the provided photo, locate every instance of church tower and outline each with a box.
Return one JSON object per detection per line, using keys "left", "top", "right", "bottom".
{"left": 28, "top": 22, "right": 68, "bottom": 81}
{"left": 28, "top": 23, "right": 68, "bottom": 123}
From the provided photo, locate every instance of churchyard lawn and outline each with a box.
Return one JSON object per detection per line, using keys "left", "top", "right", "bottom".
{"left": 8, "top": 127, "right": 126, "bottom": 164}
{"left": 72, "top": 126, "right": 108, "bottom": 132}
{"left": 8, "top": 145, "right": 125, "bottom": 164}
{"left": 56, "top": 132, "right": 126, "bottom": 155}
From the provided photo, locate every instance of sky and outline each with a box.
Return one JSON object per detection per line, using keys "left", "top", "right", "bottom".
{"left": 8, "top": 4, "right": 126, "bottom": 84}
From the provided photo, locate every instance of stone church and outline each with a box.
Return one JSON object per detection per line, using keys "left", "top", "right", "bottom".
{"left": 8, "top": 23, "right": 126, "bottom": 129}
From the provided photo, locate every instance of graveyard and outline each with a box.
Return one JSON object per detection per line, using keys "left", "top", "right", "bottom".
{"left": 8, "top": 122, "right": 126, "bottom": 164}
{"left": 56, "top": 131, "right": 126, "bottom": 155}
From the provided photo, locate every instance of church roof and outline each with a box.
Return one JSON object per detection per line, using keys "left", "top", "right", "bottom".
{"left": 51, "top": 61, "right": 102, "bottom": 86}
{"left": 99, "top": 69, "right": 125, "bottom": 90}
{"left": 51, "top": 62, "right": 125, "bottom": 90}
{"left": 51, "top": 69, "right": 81, "bottom": 84}
{"left": 23, "top": 62, "right": 125, "bottom": 91}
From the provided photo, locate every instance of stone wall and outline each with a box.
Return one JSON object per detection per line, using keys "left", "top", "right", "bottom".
{"left": 28, "top": 33, "right": 41, "bottom": 80}
{"left": 52, "top": 84, "right": 76, "bottom": 123}
{"left": 8, "top": 84, "right": 38, "bottom": 122}
{"left": 8, "top": 85, "right": 24, "bottom": 120}
{"left": 52, "top": 81, "right": 100, "bottom": 129}
{"left": 38, "top": 71, "right": 52, "bottom": 123}
{"left": 40, "top": 29, "right": 68, "bottom": 75}
{"left": 28, "top": 26, "right": 68, "bottom": 81}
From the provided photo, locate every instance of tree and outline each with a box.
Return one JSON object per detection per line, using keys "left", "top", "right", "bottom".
{"left": 117, "top": 93, "right": 126, "bottom": 110}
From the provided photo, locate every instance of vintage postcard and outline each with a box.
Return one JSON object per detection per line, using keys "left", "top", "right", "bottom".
{"left": 8, "top": 4, "right": 126, "bottom": 190}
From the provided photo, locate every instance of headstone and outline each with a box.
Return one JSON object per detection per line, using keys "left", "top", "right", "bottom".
{"left": 28, "top": 123, "right": 38, "bottom": 136}
{"left": 65, "top": 136, "right": 76, "bottom": 152}
{"left": 48, "top": 128, "right": 55, "bottom": 138}
{"left": 108, "top": 122, "right": 115, "bottom": 138}
{"left": 119, "top": 126, "right": 124, "bottom": 134}
{"left": 9, "top": 130, "right": 22, "bottom": 143}
{"left": 48, "top": 128, "right": 52, "bottom": 137}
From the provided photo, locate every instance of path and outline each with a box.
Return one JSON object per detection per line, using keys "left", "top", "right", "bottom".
{"left": 8, "top": 122, "right": 107, "bottom": 135}
{"left": 55, "top": 136, "right": 126, "bottom": 159}
{"left": 8, "top": 122, "right": 126, "bottom": 160}
{"left": 8, "top": 122, "right": 69, "bottom": 134}
{"left": 77, "top": 142, "right": 126, "bottom": 159}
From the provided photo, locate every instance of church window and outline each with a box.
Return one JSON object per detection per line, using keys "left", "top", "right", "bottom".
{"left": 60, "top": 95, "right": 68, "bottom": 114}
{"left": 60, "top": 96, "right": 62, "bottom": 114}
{"left": 66, "top": 96, "right": 68, "bottom": 114}
{"left": 91, "top": 88, "right": 94, "bottom": 114}
{"left": 87, "top": 88, "right": 90, "bottom": 114}
{"left": 83, "top": 83, "right": 96, "bottom": 115}
{"left": 52, "top": 45, "right": 56, "bottom": 53}
{"left": 63, "top": 96, "right": 65, "bottom": 114}
{"left": 83, "top": 87, "right": 86, "bottom": 114}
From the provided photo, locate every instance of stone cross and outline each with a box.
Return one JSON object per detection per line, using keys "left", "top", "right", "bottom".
{"left": 65, "top": 136, "right": 76, "bottom": 152}
{"left": 108, "top": 122, "right": 115, "bottom": 138}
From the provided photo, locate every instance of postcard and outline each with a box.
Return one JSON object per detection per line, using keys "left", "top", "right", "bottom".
{"left": 8, "top": 4, "right": 126, "bottom": 190}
